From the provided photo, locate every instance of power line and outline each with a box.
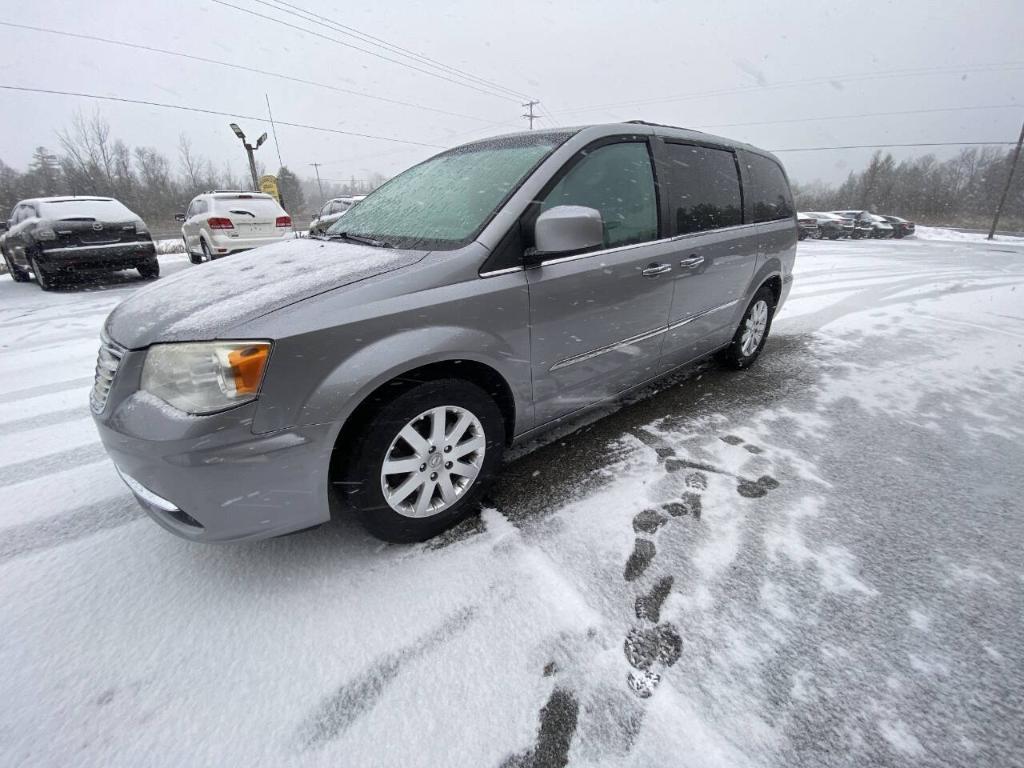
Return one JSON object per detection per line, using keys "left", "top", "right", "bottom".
{"left": 262, "top": 0, "right": 531, "bottom": 101}
{"left": 770, "top": 141, "right": 1018, "bottom": 153}
{"left": 695, "top": 103, "right": 1023, "bottom": 131}
{"left": 0, "top": 20, "right": 494, "bottom": 123}
{"left": 553, "top": 62, "right": 1024, "bottom": 115}
{"left": 0, "top": 84, "right": 446, "bottom": 148}
{"left": 211, "top": 0, "right": 521, "bottom": 102}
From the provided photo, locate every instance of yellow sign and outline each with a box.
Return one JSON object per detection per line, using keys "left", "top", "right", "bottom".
{"left": 259, "top": 175, "right": 280, "bottom": 202}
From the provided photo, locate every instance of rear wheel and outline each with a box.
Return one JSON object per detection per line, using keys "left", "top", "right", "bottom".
{"left": 721, "top": 286, "right": 775, "bottom": 369}
{"left": 29, "top": 252, "right": 54, "bottom": 291}
{"left": 338, "top": 378, "right": 506, "bottom": 542}
{"left": 137, "top": 257, "right": 160, "bottom": 279}
{"left": 201, "top": 239, "right": 213, "bottom": 262}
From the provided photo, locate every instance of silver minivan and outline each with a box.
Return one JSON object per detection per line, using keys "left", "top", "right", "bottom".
{"left": 91, "top": 122, "right": 796, "bottom": 543}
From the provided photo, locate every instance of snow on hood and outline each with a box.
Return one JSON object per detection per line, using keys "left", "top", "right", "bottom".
{"left": 105, "top": 238, "right": 427, "bottom": 348}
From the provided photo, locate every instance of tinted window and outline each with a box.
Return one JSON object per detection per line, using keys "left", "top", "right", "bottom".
{"left": 541, "top": 141, "right": 657, "bottom": 249}
{"left": 743, "top": 153, "right": 794, "bottom": 223}
{"left": 663, "top": 144, "right": 742, "bottom": 235}
{"left": 38, "top": 199, "right": 135, "bottom": 220}
{"left": 212, "top": 197, "right": 284, "bottom": 218}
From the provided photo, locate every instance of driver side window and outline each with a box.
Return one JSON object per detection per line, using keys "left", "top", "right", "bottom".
{"left": 540, "top": 141, "right": 658, "bottom": 250}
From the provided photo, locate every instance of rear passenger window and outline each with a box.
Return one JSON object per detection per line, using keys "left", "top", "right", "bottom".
{"left": 541, "top": 141, "right": 658, "bottom": 249}
{"left": 663, "top": 144, "right": 742, "bottom": 235}
{"left": 743, "top": 153, "right": 794, "bottom": 223}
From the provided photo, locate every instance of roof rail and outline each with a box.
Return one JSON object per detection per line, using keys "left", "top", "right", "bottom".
{"left": 207, "top": 189, "right": 267, "bottom": 194}
{"left": 625, "top": 119, "right": 708, "bottom": 134}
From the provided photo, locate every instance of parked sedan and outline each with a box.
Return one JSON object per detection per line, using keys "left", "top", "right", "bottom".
{"left": 309, "top": 195, "right": 366, "bottom": 236}
{"left": 882, "top": 215, "right": 916, "bottom": 238}
{"left": 0, "top": 196, "right": 157, "bottom": 290}
{"left": 833, "top": 210, "right": 893, "bottom": 239}
{"left": 797, "top": 213, "right": 819, "bottom": 240}
{"left": 804, "top": 212, "right": 852, "bottom": 239}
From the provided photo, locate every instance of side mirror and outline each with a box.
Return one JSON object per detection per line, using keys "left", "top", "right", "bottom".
{"left": 174, "top": 213, "right": 187, "bottom": 223}
{"left": 526, "top": 205, "right": 603, "bottom": 266}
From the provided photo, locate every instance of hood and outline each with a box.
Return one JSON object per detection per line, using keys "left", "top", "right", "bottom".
{"left": 106, "top": 238, "right": 427, "bottom": 348}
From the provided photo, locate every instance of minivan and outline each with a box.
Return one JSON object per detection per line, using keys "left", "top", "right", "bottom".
{"left": 91, "top": 122, "right": 796, "bottom": 543}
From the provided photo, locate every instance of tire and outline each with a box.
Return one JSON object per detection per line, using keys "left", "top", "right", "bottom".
{"left": 338, "top": 378, "right": 506, "bottom": 542}
{"left": 29, "top": 252, "right": 54, "bottom": 291}
{"left": 137, "top": 257, "right": 160, "bottom": 279}
{"left": 201, "top": 239, "right": 213, "bottom": 262}
{"left": 2, "top": 249, "right": 30, "bottom": 282}
{"left": 186, "top": 238, "right": 203, "bottom": 265}
{"left": 720, "top": 286, "right": 776, "bottom": 370}
{"left": 829, "top": 231, "right": 840, "bottom": 240}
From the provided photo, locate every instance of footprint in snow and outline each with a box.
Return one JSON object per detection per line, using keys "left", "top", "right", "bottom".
{"left": 624, "top": 623, "right": 683, "bottom": 699}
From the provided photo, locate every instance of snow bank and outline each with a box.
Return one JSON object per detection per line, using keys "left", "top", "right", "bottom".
{"left": 914, "top": 225, "right": 1024, "bottom": 243}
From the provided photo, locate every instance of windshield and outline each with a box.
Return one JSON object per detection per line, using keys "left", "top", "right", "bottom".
{"left": 38, "top": 199, "right": 135, "bottom": 221}
{"left": 325, "top": 132, "right": 572, "bottom": 249}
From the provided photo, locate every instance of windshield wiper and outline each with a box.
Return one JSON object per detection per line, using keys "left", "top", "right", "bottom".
{"left": 229, "top": 209, "right": 256, "bottom": 217}
{"left": 328, "top": 231, "right": 393, "bottom": 248}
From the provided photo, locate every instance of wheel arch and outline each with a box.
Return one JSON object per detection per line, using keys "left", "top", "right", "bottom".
{"left": 325, "top": 357, "right": 518, "bottom": 496}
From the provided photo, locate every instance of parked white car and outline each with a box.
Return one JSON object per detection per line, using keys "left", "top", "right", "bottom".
{"left": 308, "top": 195, "right": 366, "bottom": 236}
{"left": 176, "top": 191, "right": 292, "bottom": 263}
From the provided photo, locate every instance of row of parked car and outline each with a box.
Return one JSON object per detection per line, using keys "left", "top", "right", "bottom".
{"left": 0, "top": 191, "right": 370, "bottom": 290}
{"left": 0, "top": 190, "right": 911, "bottom": 292}
{"left": 796, "top": 210, "right": 916, "bottom": 240}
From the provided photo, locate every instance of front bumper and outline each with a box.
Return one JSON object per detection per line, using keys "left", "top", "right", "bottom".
{"left": 92, "top": 346, "right": 335, "bottom": 542}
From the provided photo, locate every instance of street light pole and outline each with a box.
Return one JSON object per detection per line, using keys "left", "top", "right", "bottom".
{"left": 229, "top": 123, "right": 268, "bottom": 192}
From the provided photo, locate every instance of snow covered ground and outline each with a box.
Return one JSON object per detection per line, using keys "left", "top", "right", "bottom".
{"left": 1, "top": 238, "right": 1022, "bottom": 767}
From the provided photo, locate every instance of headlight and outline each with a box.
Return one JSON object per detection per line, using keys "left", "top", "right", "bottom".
{"left": 141, "top": 341, "right": 271, "bottom": 414}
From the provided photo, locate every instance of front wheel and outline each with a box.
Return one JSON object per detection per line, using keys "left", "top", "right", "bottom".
{"left": 3, "top": 250, "right": 31, "bottom": 282}
{"left": 137, "top": 257, "right": 160, "bottom": 279}
{"left": 338, "top": 378, "right": 506, "bottom": 542}
{"left": 721, "top": 287, "right": 775, "bottom": 369}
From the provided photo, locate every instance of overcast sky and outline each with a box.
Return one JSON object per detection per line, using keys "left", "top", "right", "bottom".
{"left": 1, "top": 0, "right": 1022, "bottom": 188}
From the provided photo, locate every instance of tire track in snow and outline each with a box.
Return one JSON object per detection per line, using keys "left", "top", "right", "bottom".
{"left": 0, "top": 376, "right": 94, "bottom": 403}
{"left": 0, "top": 407, "right": 89, "bottom": 434}
{"left": 0, "top": 443, "right": 108, "bottom": 488}
{"left": 298, "top": 605, "right": 478, "bottom": 748}
{"left": 0, "top": 494, "right": 142, "bottom": 565}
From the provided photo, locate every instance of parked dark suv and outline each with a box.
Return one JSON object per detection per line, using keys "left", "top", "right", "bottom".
{"left": 0, "top": 196, "right": 157, "bottom": 290}
{"left": 92, "top": 122, "right": 796, "bottom": 544}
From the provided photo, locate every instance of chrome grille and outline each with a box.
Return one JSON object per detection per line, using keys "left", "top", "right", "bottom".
{"left": 90, "top": 336, "right": 124, "bottom": 414}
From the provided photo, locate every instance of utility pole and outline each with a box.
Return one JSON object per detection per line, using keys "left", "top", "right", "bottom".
{"left": 310, "top": 162, "right": 325, "bottom": 202}
{"left": 522, "top": 100, "right": 540, "bottom": 130}
{"left": 229, "top": 123, "right": 267, "bottom": 191}
{"left": 988, "top": 119, "right": 1024, "bottom": 240}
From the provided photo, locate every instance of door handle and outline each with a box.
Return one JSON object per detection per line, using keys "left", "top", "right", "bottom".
{"left": 679, "top": 255, "right": 705, "bottom": 268}
{"left": 642, "top": 263, "right": 672, "bottom": 277}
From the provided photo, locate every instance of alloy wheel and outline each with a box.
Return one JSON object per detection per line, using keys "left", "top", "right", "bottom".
{"left": 740, "top": 300, "right": 769, "bottom": 357}
{"left": 380, "top": 405, "right": 486, "bottom": 518}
